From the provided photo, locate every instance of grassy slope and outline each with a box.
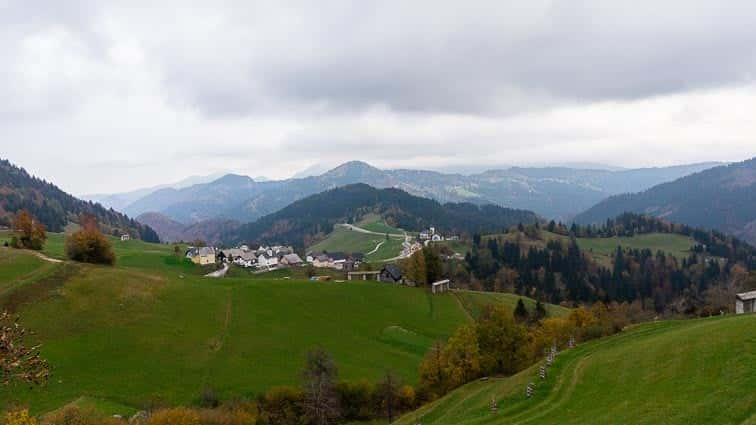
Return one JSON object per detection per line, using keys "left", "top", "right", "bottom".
{"left": 397, "top": 314, "right": 756, "bottom": 425}
{"left": 0, "top": 247, "right": 58, "bottom": 297}
{"left": 455, "top": 291, "right": 570, "bottom": 320}
{"left": 356, "top": 215, "right": 405, "bottom": 235}
{"left": 308, "top": 226, "right": 405, "bottom": 262}
{"left": 0, "top": 234, "right": 472, "bottom": 415}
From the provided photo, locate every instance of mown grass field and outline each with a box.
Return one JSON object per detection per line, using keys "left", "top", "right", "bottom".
{"left": 0, "top": 231, "right": 567, "bottom": 417}
{"left": 308, "top": 226, "right": 405, "bottom": 262}
{"left": 356, "top": 215, "right": 405, "bottom": 235}
{"left": 397, "top": 314, "right": 756, "bottom": 425}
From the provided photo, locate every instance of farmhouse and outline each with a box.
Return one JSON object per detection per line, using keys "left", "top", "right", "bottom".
{"left": 380, "top": 264, "right": 404, "bottom": 284}
{"left": 120, "top": 234, "right": 130, "bottom": 241}
{"left": 186, "top": 246, "right": 216, "bottom": 265}
{"left": 736, "top": 291, "right": 756, "bottom": 314}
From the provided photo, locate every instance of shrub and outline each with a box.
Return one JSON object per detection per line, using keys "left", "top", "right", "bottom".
{"left": 199, "top": 387, "right": 220, "bottom": 408}
{"left": 4, "top": 409, "right": 38, "bottom": 425}
{"left": 145, "top": 408, "right": 200, "bottom": 425}
{"left": 335, "top": 380, "right": 375, "bottom": 421}
{"left": 65, "top": 215, "right": 115, "bottom": 265}
{"left": 256, "top": 386, "right": 304, "bottom": 425}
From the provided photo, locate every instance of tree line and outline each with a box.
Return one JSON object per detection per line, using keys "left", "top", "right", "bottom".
{"left": 458, "top": 214, "right": 755, "bottom": 315}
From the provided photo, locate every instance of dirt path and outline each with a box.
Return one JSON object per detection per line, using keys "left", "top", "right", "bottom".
{"left": 365, "top": 240, "right": 386, "bottom": 256}
{"left": 35, "top": 251, "right": 64, "bottom": 263}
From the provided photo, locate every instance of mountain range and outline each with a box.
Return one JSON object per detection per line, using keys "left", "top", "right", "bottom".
{"left": 223, "top": 183, "right": 539, "bottom": 248}
{"left": 574, "top": 158, "right": 756, "bottom": 246}
{"left": 0, "top": 159, "right": 160, "bottom": 242}
{"left": 84, "top": 172, "right": 228, "bottom": 211}
{"left": 118, "top": 161, "right": 719, "bottom": 231}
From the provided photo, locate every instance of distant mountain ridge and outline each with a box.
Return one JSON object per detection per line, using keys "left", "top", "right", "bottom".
{"left": 224, "top": 183, "right": 539, "bottom": 247}
{"left": 574, "top": 158, "right": 756, "bottom": 246}
{"left": 121, "top": 161, "right": 721, "bottom": 230}
{"left": 84, "top": 172, "right": 227, "bottom": 210}
{"left": 0, "top": 159, "right": 160, "bottom": 242}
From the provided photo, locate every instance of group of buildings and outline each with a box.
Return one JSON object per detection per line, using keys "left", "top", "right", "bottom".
{"left": 185, "top": 244, "right": 304, "bottom": 270}
{"left": 185, "top": 244, "right": 370, "bottom": 273}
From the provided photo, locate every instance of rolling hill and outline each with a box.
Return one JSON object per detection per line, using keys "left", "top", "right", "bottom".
{"left": 223, "top": 183, "right": 539, "bottom": 247}
{"left": 574, "top": 158, "right": 756, "bottom": 246}
{"left": 0, "top": 232, "right": 564, "bottom": 415}
{"left": 0, "top": 159, "right": 160, "bottom": 242}
{"left": 120, "top": 161, "right": 719, "bottom": 231}
{"left": 396, "top": 314, "right": 756, "bottom": 425}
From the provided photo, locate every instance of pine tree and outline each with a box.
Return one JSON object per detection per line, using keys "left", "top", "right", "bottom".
{"left": 514, "top": 299, "right": 529, "bottom": 323}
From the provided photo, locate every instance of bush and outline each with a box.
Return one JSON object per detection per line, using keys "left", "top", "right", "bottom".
{"left": 256, "top": 386, "right": 304, "bottom": 425}
{"left": 196, "top": 404, "right": 257, "bottom": 425}
{"left": 145, "top": 408, "right": 200, "bottom": 425}
{"left": 199, "top": 388, "right": 220, "bottom": 408}
{"left": 335, "top": 380, "right": 375, "bottom": 421}
{"left": 4, "top": 409, "right": 38, "bottom": 425}
{"left": 65, "top": 215, "right": 115, "bottom": 265}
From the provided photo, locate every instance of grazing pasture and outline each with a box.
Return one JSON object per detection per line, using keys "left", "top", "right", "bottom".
{"left": 396, "top": 314, "right": 756, "bottom": 425}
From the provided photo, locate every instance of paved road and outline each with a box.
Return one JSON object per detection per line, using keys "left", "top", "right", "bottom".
{"left": 205, "top": 263, "right": 229, "bottom": 278}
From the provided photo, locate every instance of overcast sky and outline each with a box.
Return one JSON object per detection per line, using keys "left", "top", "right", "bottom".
{"left": 2, "top": 0, "right": 756, "bottom": 195}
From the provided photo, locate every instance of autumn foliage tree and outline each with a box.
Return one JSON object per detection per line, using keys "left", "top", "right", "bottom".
{"left": 10, "top": 209, "right": 46, "bottom": 250}
{"left": 65, "top": 215, "right": 116, "bottom": 265}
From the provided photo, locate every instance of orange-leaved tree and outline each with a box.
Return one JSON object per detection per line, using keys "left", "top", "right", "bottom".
{"left": 65, "top": 215, "right": 116, "bottom": 265}
{"left": 10, "top": 209, "right": 46, "bottom": 250}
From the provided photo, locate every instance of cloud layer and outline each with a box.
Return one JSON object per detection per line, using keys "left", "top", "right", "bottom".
{"left": 2, "top": 0, "right": 756, "bottom": 194}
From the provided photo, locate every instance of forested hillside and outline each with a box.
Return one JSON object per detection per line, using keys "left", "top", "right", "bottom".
{"left": 575, "top": 158, "right": 756, "bottom": 246}
{"left": 0, "top": 159, "right": 160, "bottom": 242}
{"left": 459, "top": 214, "right": 756, "bottom": 315}
{"left": 225, "top": 184, "right": 538, "bottom": 247}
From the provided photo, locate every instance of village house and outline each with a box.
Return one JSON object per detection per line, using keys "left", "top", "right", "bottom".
{"left": 219, "top": 248, "right": 257, "bottom": 268}
{"left": 280, "top": 253, "right": 304, "bottom": 267}
{"left": 307, "top": 251, "right": 363, "bottom": 270}
{"left": 120, "top": 234, "right": 130, "bottom": 241}
{"left": 257, "top": 252, "right": 279, "bottom": 269}
{"left": 186, "top": 246, "right": 216, "bottom": 265}
{"left": 380, "top": 264, "right": 404, "bottom": 284}
{"left": 736, "top": 291, "right": 756, "bottom": 314}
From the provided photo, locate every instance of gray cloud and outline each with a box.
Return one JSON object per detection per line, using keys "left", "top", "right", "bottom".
{"left": 1, "top": 0, "right": 756, "bottom": 194}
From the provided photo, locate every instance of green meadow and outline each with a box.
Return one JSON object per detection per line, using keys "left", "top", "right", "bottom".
{"left": 0, "top": 232, "right": 560, "bottom": 416}
{"left": 308, "top": 226, "right": 405, "bottom": 262}
{"left": 396, "top": 314, "right": 756, "bottom": 425}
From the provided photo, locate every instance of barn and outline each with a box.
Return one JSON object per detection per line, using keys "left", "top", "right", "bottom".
{"left": 735, "top": 291, "right": 756, "bottom": 314}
